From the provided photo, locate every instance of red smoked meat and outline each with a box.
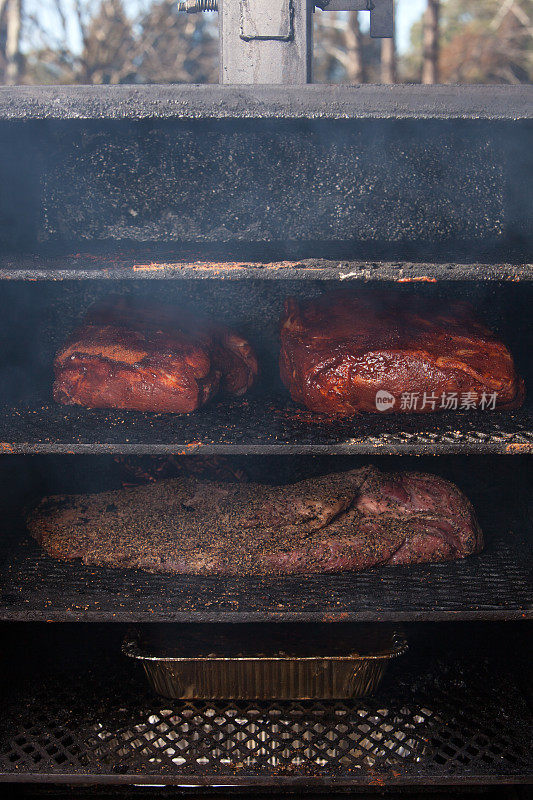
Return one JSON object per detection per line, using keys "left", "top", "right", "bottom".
{"left": 54, "top": 300, "right": 258, "bottom": 413}
{"left": 280, "top": 293, "right": 524, "bottom": 415}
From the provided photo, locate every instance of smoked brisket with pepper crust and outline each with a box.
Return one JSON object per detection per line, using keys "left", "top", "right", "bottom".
{"left": 27, "top": 467, "right": 483, "bottom": 576}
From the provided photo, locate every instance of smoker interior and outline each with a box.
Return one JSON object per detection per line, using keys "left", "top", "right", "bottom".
{"left": 0, "top": 275, "right": 531, "bottom": 790}
{"left": 0, "top": 621, "right": 531, "bottom": 787}
{"left": 0, "top": 280, "right": 531, "bottom": 454}
{"left": 0, "top": 290, "right": 531, "bottom": 787}
{"left": 0, "top": 113, "right": 531, "bottom": 264}
{"left": 0, "top": 88, "right": 531, "bottom": 794}
{"left": 0, "top": 454, "right": 531, "bottom": 622}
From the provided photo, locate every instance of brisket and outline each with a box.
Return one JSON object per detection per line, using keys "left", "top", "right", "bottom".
{"left": 27, "top": 467, "right": 483, "bottom": 576}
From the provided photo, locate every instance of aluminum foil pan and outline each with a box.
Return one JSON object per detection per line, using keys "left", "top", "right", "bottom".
{"left": 123, "top": 624, "right": 407, "bottom": 700}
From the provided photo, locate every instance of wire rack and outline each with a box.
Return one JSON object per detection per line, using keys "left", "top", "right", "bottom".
{"left": 0, "top": 509, "right": 531, "bottom": 622}
{"left": 0, "top": 634, "right": 531, "bottom": 786}
{"left": 0, "top": 397, "right": 531, "bottom": 454}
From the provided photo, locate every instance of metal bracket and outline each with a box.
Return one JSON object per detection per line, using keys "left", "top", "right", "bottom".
{"left": 241, "top": 0, "right": 294, "bottom": 42}
{"left": 369, "top": 0, "right": 393, "bottom": 38}
{"left": 178, "top": 0, "right": 391, "bottom": 83}
{"left": 314, "top": 0, "right": 393, "bottom": 38}
{"left": 315, "top": 0, "right": 371, "bottom": 9}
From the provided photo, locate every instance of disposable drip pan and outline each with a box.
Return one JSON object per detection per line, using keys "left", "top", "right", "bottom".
{"left": 123, "top": 623, "right": 407, "bottom": 700}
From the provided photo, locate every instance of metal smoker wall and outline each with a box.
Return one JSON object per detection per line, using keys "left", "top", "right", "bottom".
{"left": 0, "top": 117, "right": 531, "bottom": 261}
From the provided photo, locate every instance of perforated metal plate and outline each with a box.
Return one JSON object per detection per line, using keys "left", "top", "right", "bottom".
{"left": 0, "top": 629, "right": 531, "bottom": 786}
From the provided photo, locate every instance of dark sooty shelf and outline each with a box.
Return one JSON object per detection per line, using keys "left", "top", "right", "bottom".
{"left": 0, "top": 396, "right": 532, "bottom": 455}
{"left": 1, "top": 509, "right": 530, "bottom": 622}
{"left": 0, "top": 254, "right": 532, "bottom": 282}
{"left": 0, "top": 627, "right": 531, "bottom": 786}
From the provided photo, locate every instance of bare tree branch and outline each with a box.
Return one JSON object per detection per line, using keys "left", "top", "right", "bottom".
{"left": 422, "top": 0, "right": 440, "bottom": 84}
{"left": 5, "top": 0, "right": 22, "bottom": 85}
{"left": 381, "top": 37, "right": 396, "bottom": 82}
{"left": 345, "top": 11, "right": 365, "bottom": 83}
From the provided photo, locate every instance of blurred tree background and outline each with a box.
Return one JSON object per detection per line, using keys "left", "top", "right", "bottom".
{"left": 0, "top": 0, "right": 531, "bottom": 85}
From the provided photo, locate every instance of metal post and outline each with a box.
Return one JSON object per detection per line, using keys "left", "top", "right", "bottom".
{"left": 178, "top": 0, "right": 393, "bottom": 84}
{"left": 219, "top": 0, "right": 313, "bottom": 84}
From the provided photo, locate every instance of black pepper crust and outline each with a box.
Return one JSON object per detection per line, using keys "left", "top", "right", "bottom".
{"left": 27, "top": 466, "right": 483, "bottom": 576}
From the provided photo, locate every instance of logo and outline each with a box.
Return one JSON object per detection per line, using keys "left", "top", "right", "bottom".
{"left": 375, "top": 390, "right": 396, "bottom": 412}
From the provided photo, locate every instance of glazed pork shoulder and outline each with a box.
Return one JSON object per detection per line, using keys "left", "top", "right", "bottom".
{"left": 28, "top": 467, "right": 483, "bottom": 576}
{"left": 280, "top": 293, "right": 524, "bottom": 416}
{"left": 53, "top": 300, "right": 258, "bottom": 413}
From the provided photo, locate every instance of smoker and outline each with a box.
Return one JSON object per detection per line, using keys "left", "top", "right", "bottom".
{"left": 0, "top": 1, "right": 531, "bottom": 797}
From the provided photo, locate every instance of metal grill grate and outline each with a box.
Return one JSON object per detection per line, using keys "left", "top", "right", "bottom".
{"left": 0, "top": 397, "right": 532, "bottom": 454}
{"left": 1, "top": 511, "right": 530, "bottom": 622}
{"left": 0, "top": 645, "right": 531, "bottom": 786}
